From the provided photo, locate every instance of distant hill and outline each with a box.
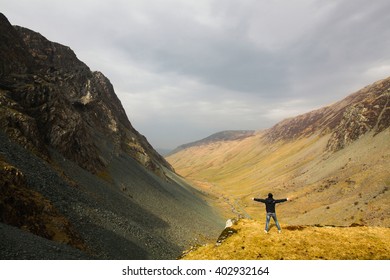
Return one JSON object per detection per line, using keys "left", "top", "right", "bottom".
{"left": 156, "top": 148, "right": 174, "bottom": 157}
{"left": 167, "top": 76, "right": 390, "bottom": 227}
{"left": 0, "top": 13, "right": 223, "bottom": 259}
{"left": 167, "top": 130, "right": 255, "bottom": 156}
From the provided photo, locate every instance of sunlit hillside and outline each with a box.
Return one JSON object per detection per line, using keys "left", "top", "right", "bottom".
{"left": 181, "top": 219, "right": 390, "bottom": 260}
{"left": 167, "top": 77, "right": 390, "bottom": 227}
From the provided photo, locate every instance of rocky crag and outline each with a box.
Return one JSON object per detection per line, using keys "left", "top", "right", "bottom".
{"left": 264, "top": 78, "right": 390, "bottom": 149}
{"left": 0, "top": 14, "right": 170, "bottom": 175}
{"left": 0, "top": 13, "right": 223, "bottom": 259}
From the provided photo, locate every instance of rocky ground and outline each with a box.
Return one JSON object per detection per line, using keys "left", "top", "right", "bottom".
{"left": 0, "top": 223, "right": 91, "bottom": 260}
{"left": 0, "top": 131, "right": 223, "bottom": 259}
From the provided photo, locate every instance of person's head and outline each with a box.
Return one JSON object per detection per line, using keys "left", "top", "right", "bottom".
{"left": 268, "top": 193, "right": 273, "bottom": 198}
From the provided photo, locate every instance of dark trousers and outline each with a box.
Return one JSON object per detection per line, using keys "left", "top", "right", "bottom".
{"left": 265, "top": 212, "right": 281, "bottom": 232}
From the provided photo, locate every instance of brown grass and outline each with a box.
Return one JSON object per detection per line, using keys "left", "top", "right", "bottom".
{"left": 181, "top": 219, "right": 390, "bottom": 260}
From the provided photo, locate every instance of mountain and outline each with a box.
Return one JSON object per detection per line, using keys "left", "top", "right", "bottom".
{"left": 0, "top": 13, "right": 223, "bottom": 259}
{"left": 166, "top": 77, "right": 390, "bottom": 227}
{"left": 1, "top": 15, "right": 171, "bottom": 176}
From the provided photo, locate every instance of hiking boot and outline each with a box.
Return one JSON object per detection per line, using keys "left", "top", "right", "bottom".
{"left": 278, "top": 230, "right": 282, "bottom": 234}
{"left": 264, "top": 230, "right": 268, "bottom": 234}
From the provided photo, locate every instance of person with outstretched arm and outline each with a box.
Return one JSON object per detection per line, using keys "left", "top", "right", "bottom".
{"left": 252, "top": 193, "right": 290, "bottom": 233}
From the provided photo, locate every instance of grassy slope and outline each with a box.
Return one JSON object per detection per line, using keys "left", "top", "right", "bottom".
{"left": 181, "top": 219, "right": 390, "bottom": 260}
{"left": 167, "top": 129, "right": 390, "bottom": 226}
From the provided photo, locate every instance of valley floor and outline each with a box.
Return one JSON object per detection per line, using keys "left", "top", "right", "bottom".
{"left": 181, "top": 219, "right": 390, "bottom": 260}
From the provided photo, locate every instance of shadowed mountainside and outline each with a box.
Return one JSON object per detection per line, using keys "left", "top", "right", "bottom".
{"left": 0, "top": 13, "right": 223, "bottom": 259}
{"left": 1, "top": 14, "right": 171, "bottom": 176}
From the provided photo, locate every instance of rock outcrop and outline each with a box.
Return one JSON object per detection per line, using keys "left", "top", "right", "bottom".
{"left": 326, "top": 79, "right": 390, "bottom": 151}
{"left": 264, "top": 77, "right": 390, "bottom": 152}
{"left": 0, "top": 13, "right": 172, "bottom": 175}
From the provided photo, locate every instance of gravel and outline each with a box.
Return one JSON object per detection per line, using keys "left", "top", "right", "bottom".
{"left": 0, "top": 223, "right": 91, "bottom": 260}
{"left": 0, "top": 132, "right": 224, "bottom": 259}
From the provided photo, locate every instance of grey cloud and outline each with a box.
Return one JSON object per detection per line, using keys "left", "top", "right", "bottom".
{"left": 3, "top": 0, "right": 390, "bottom": 149}
{"left": 288, "top": 0, "right": 390, "bottom": 80}
{"left": 111, "top": 1, "right": 292, "bottom": 95}
{"left": 151, "top": 41, "right": 289, "bottom": 94}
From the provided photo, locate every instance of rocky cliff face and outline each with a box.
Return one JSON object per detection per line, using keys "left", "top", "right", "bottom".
{"left": 326, "top": 79, "right": 390, "bottom": 151}
{"left": 264, "top": 77, "right": 390, "bottom": 151}
{"left": 0, "top": 13, "right": 171, "bottom": 175}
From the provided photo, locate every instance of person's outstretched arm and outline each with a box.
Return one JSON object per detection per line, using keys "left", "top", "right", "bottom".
{"left": 275, "top": 198, "right": 288, "bottom": 203}
{"left": 252, "top": 198, "right": 266, "bottom": 203}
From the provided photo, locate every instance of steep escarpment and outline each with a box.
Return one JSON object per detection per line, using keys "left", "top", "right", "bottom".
{"left": 264, "top": 77, "right": 390, "bottom": 151}
{"left": 0, "top": 13, "right": 223, "bottom": 259}
{"left": 326, "top": 80, "right": 390, "bottom": 151}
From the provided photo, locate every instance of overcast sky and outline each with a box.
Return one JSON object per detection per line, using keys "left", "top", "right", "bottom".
{"left": 2, "top": 0, "right": 390, "bottom": 149}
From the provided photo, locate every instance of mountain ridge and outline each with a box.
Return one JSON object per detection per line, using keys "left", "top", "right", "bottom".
{"left": 263, "top": 77, "right": 390, "bottom": 148}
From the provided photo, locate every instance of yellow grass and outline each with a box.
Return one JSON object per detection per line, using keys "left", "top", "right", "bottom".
{"left": 181, "top": 219, "right": 390, "bottom": 260}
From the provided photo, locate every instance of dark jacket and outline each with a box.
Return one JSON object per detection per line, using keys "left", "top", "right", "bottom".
{"left": 254, "top": 197, "right": 287, "bottom": 213}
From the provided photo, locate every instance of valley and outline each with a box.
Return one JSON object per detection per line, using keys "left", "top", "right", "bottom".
{"left": 167, "top": 81, "right": 390, "bottom": 259}
{"left": 167, "top": 77, "right": 390, "bottom": 228}
{"left": 1, "top": 11, "right": 389, "bottom": 260}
